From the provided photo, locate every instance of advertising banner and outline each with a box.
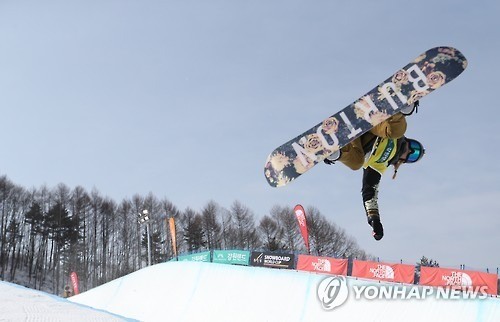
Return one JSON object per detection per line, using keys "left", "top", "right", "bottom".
{"left": 176, "top": 251, "right": 211, "bottom": 262}
{"left": 168, "top": 217, "right": 178, "bottom": 258}
{"left": 70, "top": 272, "right": 80, "bottom": 295}
{"left": 250, "top": 251, "right": 295, "bottom": 269}
{"left": 297, "top": 255, "right": 347, "bottom": 275}
{"left": 293, "top": 205, "right": 310, "bottom": 253}
{"left": 352, "top": 260, "right": 415, "bottom": 284}
{"left": 213, "top": 250, "right": 250, "bottom": 266}
{"left": 420, "top": 266, "right": 498, "bottom": 295}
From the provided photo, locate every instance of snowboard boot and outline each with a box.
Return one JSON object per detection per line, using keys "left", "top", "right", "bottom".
{"left": 364, "top": 193, "right": 384, "bottom": 241}
{"left": 367, "top": 212, "right": 384, "bottom": 241}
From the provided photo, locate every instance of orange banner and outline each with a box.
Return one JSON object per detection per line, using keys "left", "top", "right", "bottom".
{"left": 352, "top": 260, "right": 415, "bottom": 284}
{"left": 168, "top": 217, "right": 177, "bottom": 258}
{"left": 420, "top": 266, "right": 498, "bottom": 296}
{"left": 297, "top": 255, "right": 347, "bottom": 276}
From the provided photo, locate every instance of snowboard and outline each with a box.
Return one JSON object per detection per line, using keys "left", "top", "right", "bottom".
{"left": 264, "top": 46, "right": 467, "bottom": 187}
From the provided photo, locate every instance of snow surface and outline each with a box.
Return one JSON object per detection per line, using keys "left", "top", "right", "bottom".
{"left": 3, "top": 261, "right": 499, "bottom": 321}
{"left": 0, "top": 280, "right": 135, "bottom": 321}
{"left": 67, "top": 261, "right": 500, "bottom": 322}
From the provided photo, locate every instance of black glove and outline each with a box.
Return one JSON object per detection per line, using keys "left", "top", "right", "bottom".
{"left": 414, "top": 100, "right": 419, "bottom": 109}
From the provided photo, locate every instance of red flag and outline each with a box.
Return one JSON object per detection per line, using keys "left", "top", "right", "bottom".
{"left": 70, "top": 272, "right": 80, "bottom": 295}
{"left": 294, "top": 205, "right": 310, "bottom": 253}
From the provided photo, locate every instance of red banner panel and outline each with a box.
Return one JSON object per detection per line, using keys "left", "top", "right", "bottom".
{"left": 420, "top": 266, "right": 498, "bottom": 296}
{"left": 352, "top": 260, "right": 415, "bottom": 284}
{"left": 297, "top": 255, "right": 347, "bottom": 276}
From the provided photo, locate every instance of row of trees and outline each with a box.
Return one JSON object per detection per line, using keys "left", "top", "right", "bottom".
{"left": 0, "top": 175, "right": 370, "bottom": 295}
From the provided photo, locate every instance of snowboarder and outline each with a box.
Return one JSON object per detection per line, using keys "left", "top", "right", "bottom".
{"left": 324, "top": 101, "right": 424, "bottom": 241}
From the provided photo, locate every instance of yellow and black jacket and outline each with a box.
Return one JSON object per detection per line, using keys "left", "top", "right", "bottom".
{"left": 361, "top": 135, "right": 407, "bottom": 203}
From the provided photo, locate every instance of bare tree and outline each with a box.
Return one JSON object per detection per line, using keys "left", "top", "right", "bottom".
{"left": 270, "top": 205, "right": 300, "bottom": 251}
{"left": 305, "top": 206, "right": 367, "bottom": 258}
{"left": 181, "top": 208, "right": 205, "bottom": 253}
{"left": 258, "top": 215, "right": 283, "bottom": 251}
{"left": 228, "top": 201, "right": 260, "bottom": 250}
{"left": 0, "top": 174, "right": 376, "bottom": 296}
{"left": 200, "top": 201, "right": 222, "bottom": 250}
{"left": 0, "top": 176, "right": 16, "bottom": 279}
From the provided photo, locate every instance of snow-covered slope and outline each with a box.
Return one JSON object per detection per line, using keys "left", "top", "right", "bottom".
{"left": 70, "top": 261, "right": 500, "bottom": 322}
{"left": 0, "top": 281, "right": 134, "bottom": 321}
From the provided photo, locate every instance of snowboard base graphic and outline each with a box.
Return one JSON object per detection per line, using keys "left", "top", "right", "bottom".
{"left": 264, "top": 47, "right": 467, "bottom": 187}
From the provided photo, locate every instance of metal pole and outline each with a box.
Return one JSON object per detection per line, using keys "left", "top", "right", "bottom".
{"left": 146, "top": 222, "right": 152, "bottom": 266}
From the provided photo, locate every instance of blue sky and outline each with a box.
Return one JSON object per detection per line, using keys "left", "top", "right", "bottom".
{"left": 1, "top": 0, "right": 499, "bottom": 271}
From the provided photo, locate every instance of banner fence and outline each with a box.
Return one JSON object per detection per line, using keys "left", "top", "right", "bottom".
{"left": 167, "top": 250, "right": 499, "bottom": 296}
{"left": 213, "top": 250, "right": 250, "bottom": 266}
{"left": 297, "top": 255, "right": 347, "bottom": 276}
{"left": 250, "top": 251, "right": 295, "bottom": 269}
{"left": 420, "top": 266, "right": 498, "bottom": 296}
{"left": 352, "top": 260, "right": 415, "bottom": 284}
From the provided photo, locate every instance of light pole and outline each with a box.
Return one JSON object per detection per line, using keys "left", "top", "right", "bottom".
{"left": 138, "top": 209, "right": 152, "bottom": 266}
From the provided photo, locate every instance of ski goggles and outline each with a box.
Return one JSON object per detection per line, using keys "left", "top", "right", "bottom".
{"left": 404, "top": 140, "right": 424, "bottom": 163}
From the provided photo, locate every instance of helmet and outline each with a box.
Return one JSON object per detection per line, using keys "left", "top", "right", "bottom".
{"left": 403, "top": 138, "right": 425, "bottom": 163}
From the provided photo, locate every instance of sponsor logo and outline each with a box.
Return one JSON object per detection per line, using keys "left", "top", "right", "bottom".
{"left": 214, "top": 251, "right": 248, "bottom": 265}
{"left": 375, "top": 139, "right": 395, "bottom": 163}
{"left": 295, "top": 208, "right": 306, "bottom": 227}
{"left": 317, "top": 276, "right": 349, "bottom": 310}
{"left": 292, "top": 64, "right": 429, "bottom": 168}
{"left": 263, "top": 254, "right": 291, "bottom": 266}
{"left": 369, "top": 264, "right": 395, "bottom": 280}
{"left": 442, "top": 271, "right": 473, "bottom": 287}
{"left": 311, "top": 258, "right": 332, "bottom": 273}
{"left": 251, "top": 252, "right": 294, "bottom": 269}
{"left": 253, "top": 253, "right": 263, "bottom": 264}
